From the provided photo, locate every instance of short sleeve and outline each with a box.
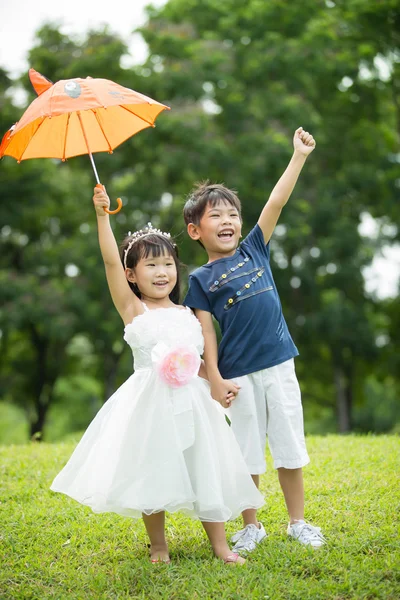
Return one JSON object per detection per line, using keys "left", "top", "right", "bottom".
{"left": 183, "top": 274, "right": 212, "bottom": 313}
{"left": 241, "top": 223, "right": 270, "bottom": 261}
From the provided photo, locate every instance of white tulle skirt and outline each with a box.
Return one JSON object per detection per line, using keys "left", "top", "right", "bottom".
{"left": 51, "top": 371, "right": 264, "bottom": 522}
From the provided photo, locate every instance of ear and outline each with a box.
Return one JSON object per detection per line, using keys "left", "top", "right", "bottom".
{"left": 187, "top": 223, "right": 201, "bottom": 241}
{"left": 125, "top": 268, "right": 136, "bottom": 284}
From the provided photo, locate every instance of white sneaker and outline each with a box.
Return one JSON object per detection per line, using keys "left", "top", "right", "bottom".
{"left": 231, "top": 523, "right": 267, "bottom": 554}
{"left": 287, "top": 520, "right": 326, "bottom": 548}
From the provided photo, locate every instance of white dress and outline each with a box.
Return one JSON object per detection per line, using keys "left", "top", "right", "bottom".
{"left": 51, "top": 305, "right": 264, "bottom": 522}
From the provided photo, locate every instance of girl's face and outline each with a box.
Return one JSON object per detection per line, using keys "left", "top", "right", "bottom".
{"left": 128, "top": 250, "right": 177, "bottom": 301}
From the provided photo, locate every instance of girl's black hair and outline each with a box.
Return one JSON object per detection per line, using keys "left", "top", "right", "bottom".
{"left": 120, "top": 232, "right": 180, "bottom": 304}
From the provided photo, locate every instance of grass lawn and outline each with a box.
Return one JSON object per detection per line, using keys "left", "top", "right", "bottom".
{"left": 1, "top": 435, "right": 399, "bottom": 599}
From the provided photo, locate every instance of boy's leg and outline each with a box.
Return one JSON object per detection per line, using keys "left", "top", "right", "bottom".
{"left": 241, "top": 474, "right": 260, "bottom": 525}
{"left": 142, "top": 511, "right": 170, "bottom": 562}
{"left": 277, "top": 467, "right": 304, "bottom": 522}
{"left": 201, "top": 521, "right": 245, "bottom": 564}
{"left": 264, "top": 359, "right": 325, "bottom": 547}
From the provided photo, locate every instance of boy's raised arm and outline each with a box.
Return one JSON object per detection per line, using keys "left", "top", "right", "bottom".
{"left": 258, "top": 127, "right": 315, "bottom": 244}
{"left": 93, "top": 186, "right": 140, "bottom": 324}
{"left": 195, "top": 309, "right": 240, "bottom": 408}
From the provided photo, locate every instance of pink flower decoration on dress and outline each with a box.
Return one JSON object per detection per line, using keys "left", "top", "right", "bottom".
{"left": 157, "top": 346, "right": 200, "bottom": 388}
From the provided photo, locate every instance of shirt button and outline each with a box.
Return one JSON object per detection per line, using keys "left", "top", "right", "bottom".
{"left": 244, "top": 257, "right": 249, "bottom": 262}
{"left": 239, "top": 262, "right": 244, "bottom": 267}
{"left": 236, "top": 291, "right": 241, "bottom": 296}
{"left": 257, "top": 271, "right": 263, "bottom": 276}
{"left": 214, "top": 280, "right": 219, "bottom": 286}
{"left": 245, "top": 283, "right": 250, "bottom": 289}
{"left": 252, "top": 277, "right": 257, "bottom": 282}
{"left": 222, "top": 274, "right": 227, "bottom": 279}
{"left": 228, "top": 298, "right": 233, "bottom": 304}
{"left": 230, "top": 267, "right": 235, "bottom": 272}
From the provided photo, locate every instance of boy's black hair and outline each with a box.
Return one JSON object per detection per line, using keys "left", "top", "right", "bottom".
{"left": 183, "top": 180, "right": 242, "bottom": 226}
{"left": 120, "top": 233, "right": 180, "bottom": 304}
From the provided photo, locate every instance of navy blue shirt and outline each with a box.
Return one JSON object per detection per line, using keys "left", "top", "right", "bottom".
{"left": 183, "top": 224, "right": 298, "bottom": 379}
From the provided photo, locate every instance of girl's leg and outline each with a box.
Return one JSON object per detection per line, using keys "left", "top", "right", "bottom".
{"left": 277, "top": 467, "right": 304, "bottom": 523}
{"left": 201, "top": 521, "right": 245, "bottom": 564}
{"left": 142, "top": 511, "right": 170, "bottom": 562}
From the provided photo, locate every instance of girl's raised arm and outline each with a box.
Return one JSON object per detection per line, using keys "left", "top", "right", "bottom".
{"left": 93, "top": 187, "right": 141, "bottom": 324}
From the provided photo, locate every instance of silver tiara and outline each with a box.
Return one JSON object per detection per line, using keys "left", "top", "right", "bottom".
{"left": 123, "top": 222, "right": 171, "bottom": 269}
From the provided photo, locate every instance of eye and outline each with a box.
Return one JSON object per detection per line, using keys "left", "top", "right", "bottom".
{"left": 147, "top": 263, "right": 156, "bottom": 267}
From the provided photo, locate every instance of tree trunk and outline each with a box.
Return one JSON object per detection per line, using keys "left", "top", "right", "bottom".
{"left": 334, "top": 365, "right": 352, "bottom": 433}
{"left": 28, "top": 324, "right": 58, "bottom": 440}
{"left": 30, "top": 396, "right": 50, "bottom": 439}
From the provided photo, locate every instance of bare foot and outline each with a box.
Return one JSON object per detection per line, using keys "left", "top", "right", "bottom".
{"left": 150, "top": 544, "right": 170, "bottom": 563}
{"left": 214, "top": 546, "right": 246, "bottom": 565}
{"left": 223, "top": 553, "right": 246, "bottom": 566}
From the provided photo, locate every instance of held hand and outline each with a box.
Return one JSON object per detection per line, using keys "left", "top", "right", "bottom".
{"left": 293, "top": 127, "right": 316, "bottom": 156}
{"left": 93, "top": 185, "right": 110, "bottom": 216}
{"left": 226, "top": 391, "right": 237, "bottom": 404}
{"left": 210, "top": 378, "right": 240, "bottom": 408}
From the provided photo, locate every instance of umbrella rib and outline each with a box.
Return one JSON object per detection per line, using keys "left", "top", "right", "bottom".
{"left": 18, "top": 117, "right": 47, "bottom": 161}
{"left": 63, "top": 113, "right": 71, "bottom": 160}
{"left": 92, "top": 110, "right": 113, "bottom": 152}
{"left": 119, "top": 104, "right": 156, "bottom": 127}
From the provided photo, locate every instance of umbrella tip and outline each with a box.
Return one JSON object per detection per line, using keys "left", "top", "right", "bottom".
{"left": 29, "top": 68, "right": 53, "bottom": 96}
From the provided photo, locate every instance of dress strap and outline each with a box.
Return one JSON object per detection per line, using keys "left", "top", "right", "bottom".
{"left": 141, "top": 302, "right": 149, "bottom": 312}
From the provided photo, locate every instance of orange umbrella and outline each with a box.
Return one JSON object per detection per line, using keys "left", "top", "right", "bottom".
{"left": 1, "top": 69, "right": 170, "bottom": 214}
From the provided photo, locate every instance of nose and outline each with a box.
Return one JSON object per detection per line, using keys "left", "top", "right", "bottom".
{"left": 155, "top": 265, "right": 167, "bottom": 277}
{"left": 221, "top": 214, "right": 232, "bottom": 225}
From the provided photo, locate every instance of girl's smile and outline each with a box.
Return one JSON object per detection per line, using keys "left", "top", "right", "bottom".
{"left": 127, "top": 253, "right": 177, "bottom": 304}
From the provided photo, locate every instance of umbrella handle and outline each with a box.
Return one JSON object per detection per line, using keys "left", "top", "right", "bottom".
{"left": 104, "top": 198, "right": 123, "bottom": 214}
{"left": 95, "top": 184, "right": 123, "bottom": 214}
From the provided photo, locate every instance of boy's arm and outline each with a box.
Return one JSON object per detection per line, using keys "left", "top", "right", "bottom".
{"left": 258, "top": 127, "right": 316, "bottom": 244}
{"left": 93, "top": 187, "right": 141, "bottom": 324}
{"left": 195, "top": 309, "right": 240, "bottom": 408}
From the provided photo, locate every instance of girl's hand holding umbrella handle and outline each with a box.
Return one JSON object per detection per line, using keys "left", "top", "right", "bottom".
{"left": 93, "top": 185, "right": 121, "bottom": 216}
{"left": 95, "top": 184, "right": 122, "bottom": 215}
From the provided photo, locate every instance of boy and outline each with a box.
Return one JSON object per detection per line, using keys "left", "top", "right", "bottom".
{"left": 183, "top": 127, "right": 325, "bottom": 552}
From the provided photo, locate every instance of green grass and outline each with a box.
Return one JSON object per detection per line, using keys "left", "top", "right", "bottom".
{"left": 1, "top": 435, "right": 399, "bottom": 599}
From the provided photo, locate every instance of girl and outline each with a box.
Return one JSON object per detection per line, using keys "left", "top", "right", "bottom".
{"left": 50, "top": 186, "right": 264, "bottom": 565}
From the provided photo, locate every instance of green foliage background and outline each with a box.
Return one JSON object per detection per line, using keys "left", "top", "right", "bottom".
{"left": 0, "top": 0, "right": 399, "bottom": 441}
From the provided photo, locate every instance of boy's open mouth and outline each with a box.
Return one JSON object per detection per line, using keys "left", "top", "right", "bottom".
{"left": 154, "top": 281, "right": 168, "bottom": 287}
{"left": 218, "top": 229, "right": 234, "bottom": 240}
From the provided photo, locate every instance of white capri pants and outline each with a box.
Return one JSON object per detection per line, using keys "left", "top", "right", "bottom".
{"left": 226, "top": 359, "right": 310, "bottom": 474}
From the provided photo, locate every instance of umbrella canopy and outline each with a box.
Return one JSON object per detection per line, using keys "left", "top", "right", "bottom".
{"left": 4, "top": 69, "right": 169, "bottom": 161}
{"left": 1, "top": 69, "right": 169, "bottom": 213}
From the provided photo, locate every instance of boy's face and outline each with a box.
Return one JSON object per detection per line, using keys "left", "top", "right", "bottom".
{"left": 187, "top": 200, "right": 242, "bottom": 261}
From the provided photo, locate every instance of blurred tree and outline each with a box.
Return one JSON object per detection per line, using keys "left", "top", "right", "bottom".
{"left": 0, "top": 30, "right": 128, "bottom": 438}
{"left": 1, "top": 0, "right": 399, "bottom": 440}
{"left": 0, "top": 23, "right": 180, "bottom": 439}
{"left": 136, "top": 0, "right": 399, "bottom": 431}
{"left": 21, "top": 25, "right": 176, "bottom": 404}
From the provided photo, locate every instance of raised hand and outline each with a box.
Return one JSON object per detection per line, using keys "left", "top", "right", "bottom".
{"left": 293, "top": 127, "right": 316, "bottom": 156}
{"left": 93, "top": 185, "right": 110, "bottom": 216}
